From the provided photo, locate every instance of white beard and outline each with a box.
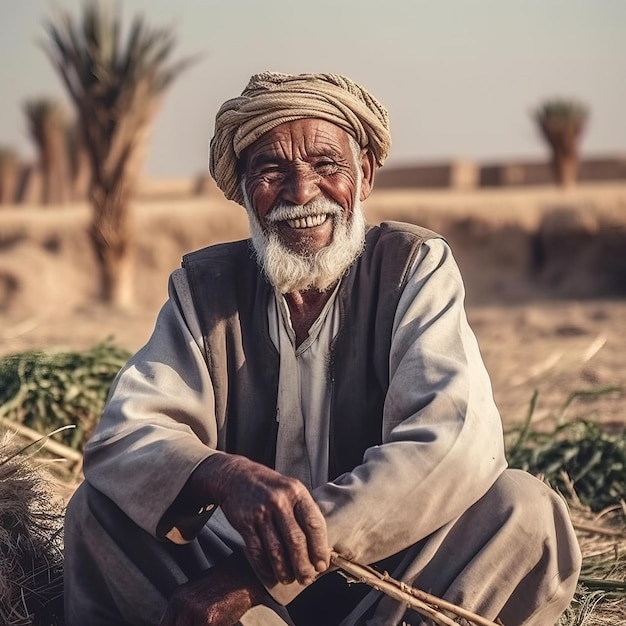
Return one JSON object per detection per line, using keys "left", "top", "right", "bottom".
{"left": 243, "top": 185, "right": 366, "bottom": 294}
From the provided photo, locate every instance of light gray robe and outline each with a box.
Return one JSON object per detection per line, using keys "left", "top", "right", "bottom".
{"left": 66, "top": 238, "right": 580, "bottom": 625}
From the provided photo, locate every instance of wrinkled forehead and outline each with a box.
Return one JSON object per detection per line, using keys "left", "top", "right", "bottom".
{"left": 240, "top": 118, "right": 356, "bottom": 169}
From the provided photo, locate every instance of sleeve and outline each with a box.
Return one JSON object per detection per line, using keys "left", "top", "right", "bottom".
{"left": 313, "top": 238, "right": 508, "bottom": 564}
{"left": 82, "top": 269, "right": 222, "bottom": 538}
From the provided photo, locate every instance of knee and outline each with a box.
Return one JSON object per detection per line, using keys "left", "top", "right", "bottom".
{"left": 487, "top": 471, "right": 583, "bottom": 624}
{"left": 487, "top": 469, "right": 565, "bottom": 532}
{"left": 488, "top": 469, "right": 582, "bottom": 573}
{"left": 491, "top": 469, "right": 559, "bottom": 514}
{"left": 491, "top": 470, "right": 567, "bottom": 523}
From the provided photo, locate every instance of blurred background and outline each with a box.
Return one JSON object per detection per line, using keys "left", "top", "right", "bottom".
{"left": 0, "top": 0, "right": 624, "bottom": 429}
{"left": 1, "top": 0, "right": 625, "bottom": 178}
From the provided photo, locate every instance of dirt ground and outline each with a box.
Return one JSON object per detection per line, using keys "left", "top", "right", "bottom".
{"left": 1, "top": 184, "right": 625, "bottom": 437}
{"left": 2, "top": 293, "right": 624, "bottom": 436}
{"left": 469, "top": 299, "right": 625, "bottom": 430}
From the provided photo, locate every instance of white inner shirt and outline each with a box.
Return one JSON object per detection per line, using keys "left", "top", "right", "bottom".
{"left": 268, "top": 281, "right": 342, "bottom": 490}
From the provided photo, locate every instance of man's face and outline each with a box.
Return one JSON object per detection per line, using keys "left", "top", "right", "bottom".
{"left": 239, "top": 118, "right": 374, "bottom": 293}
{"left": 241, "top": 118, "right": 364, "bottom": 256}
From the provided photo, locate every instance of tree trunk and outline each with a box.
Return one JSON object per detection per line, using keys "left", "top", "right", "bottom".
{"left": 540, "top": 120, "right": 583, "bottom": 189}
{"left": 67, "top": 129, "right": 90, "bottom": 202}
{"left": 50, "top": 129, "right": 68, "bottom": 204}
{"left": 39, "top": 121, "right": 69, "bottom": 206}
{"left": 89, "top": 188, "right": 134, "bottom": 308}
{"left": 0, "top": 158, "right": 18, "bottom": 204}
{"left": 83, "top": 105, "right": 155, "bottom": 308}
{"left": 41, "top": 150, "right": 53, "bottom": 206}
{"left": 71, "top": 146, "right": 90, "bottom": 201}
{"left": 552, "top": 150, "right": 580, "bottom": 188}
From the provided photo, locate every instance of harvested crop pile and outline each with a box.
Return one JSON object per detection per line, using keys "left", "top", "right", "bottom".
{"left": 0, "top": 341, "right": 130, "bottom": 451}
{"left": 0, "top": 433, "right": 65, "bottom": 625}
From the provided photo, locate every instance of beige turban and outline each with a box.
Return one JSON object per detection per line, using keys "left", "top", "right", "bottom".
{"left": 209, "top": 72, "right": 391, "bottom": 205}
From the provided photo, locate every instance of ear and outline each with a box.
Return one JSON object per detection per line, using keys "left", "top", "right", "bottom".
{"left": 358, "top": 148, "right": 376, "bottom": 201}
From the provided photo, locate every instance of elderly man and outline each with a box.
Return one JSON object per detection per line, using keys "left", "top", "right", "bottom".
{"left": 64, "top": 72, "right": 581, "bottom": 626}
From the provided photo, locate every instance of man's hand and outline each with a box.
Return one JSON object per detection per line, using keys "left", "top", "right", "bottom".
{"left": 159, "top": 553, "right": 266, "bottom": 626}
{"left": 199, "top": 454, "right": 330, "bottom": 586}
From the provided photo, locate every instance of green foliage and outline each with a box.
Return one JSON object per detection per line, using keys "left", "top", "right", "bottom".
{"left": 0, "top": 340, "right": 130, "bottom": 451}
{"left": 536, "top": 98, "right": 589, "bottom": 125}
{"left": 505, "top": 387, "right": 625, "bottom": 512}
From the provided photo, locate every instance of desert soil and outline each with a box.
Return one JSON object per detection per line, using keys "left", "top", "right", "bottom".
{"left": 0, "top": 184, "right": 624, "bottom": 444}
{"left": 2, "top": 296, "right": 624, "bottom": 435}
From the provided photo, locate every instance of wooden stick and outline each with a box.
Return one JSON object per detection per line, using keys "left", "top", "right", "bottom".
{"left": 0, "top": 417, "right": 82, "bottom": 463}
{"left": 331, "top": 551, "right": 501, "bottom": 626}
{"left": 573, "top": 521, "right": 626, "bottom": 538}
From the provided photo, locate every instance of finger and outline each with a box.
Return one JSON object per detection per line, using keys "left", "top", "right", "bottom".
{"left": 240, "top": 527, "right": 275, "bottom": 583}
{"left": 273, "top": 506, "right": 318, "bottom": 585}
{"left": 259, "top": 517, "right": 295, "bottom": 585}
{"left": 294, "top": 496, "right": 330, "bottom": 573}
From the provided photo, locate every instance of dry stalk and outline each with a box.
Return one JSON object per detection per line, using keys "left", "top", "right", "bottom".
{"left": 0, "top": 431, "right": 65, "bottom": 625}
{"left": 573, "top": 521, "right": 626, "bottom": 538}
{"left": 330, "top": 551, "right": 500, "bottom": 626}
{"left": 0, "top": 418, "right": 82, "bottom": 464}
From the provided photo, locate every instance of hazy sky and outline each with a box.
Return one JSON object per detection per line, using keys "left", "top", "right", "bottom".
{"left": 1, "top": 0, "right": 624, "bottom": 177}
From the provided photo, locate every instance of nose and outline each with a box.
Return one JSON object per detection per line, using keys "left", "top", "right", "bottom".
{"left": 281, "top": 165, "right": 321, "bottom": 206}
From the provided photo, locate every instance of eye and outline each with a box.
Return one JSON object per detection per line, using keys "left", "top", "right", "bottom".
{"left": 315, "top": 159, "right": 338, "bottom": 174}
{"left": 257, "top": 165, "right": 284, "bottom": 180}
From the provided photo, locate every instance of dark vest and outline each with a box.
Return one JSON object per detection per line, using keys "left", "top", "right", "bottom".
{"left": 182, "top": 221, "right": 438, "bottom": 480}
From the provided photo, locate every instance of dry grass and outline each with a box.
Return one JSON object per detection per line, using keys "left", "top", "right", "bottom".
{"left": 0, "top": 397, "right": 623, "bottom": 624}
{"left": 0, "top": 432, "right": 65, "bottom": 625}
{"left": 558, "top": 499, "right": 626, "bottom": 626}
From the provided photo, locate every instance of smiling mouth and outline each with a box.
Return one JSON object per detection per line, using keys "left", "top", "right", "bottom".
{"left": 285, "top": 214, "right": 329, "bottom": 229}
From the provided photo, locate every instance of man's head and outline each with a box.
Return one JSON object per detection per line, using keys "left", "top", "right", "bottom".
{"left": 209, "top": 72, "right": 391, "bottom": 292}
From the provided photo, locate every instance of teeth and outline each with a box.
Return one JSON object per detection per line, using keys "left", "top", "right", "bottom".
{"left": 286, "top": 214, "right": 327, "bottom": 229}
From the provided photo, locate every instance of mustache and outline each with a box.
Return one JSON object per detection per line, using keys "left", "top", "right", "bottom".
{"left": 265, "top": 198, "right": 343, "bottom": 223}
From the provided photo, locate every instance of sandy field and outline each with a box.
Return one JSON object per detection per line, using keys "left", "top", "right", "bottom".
{"left": 0, "top": 182, "right": 625, "bottom": 435}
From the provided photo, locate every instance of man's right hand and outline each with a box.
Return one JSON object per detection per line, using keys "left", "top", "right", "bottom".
{"left": 196, "top": 454, "right": 330, "bottom": 587}
{"left": 159, "top": 552, "right": 266, "bottom": 626}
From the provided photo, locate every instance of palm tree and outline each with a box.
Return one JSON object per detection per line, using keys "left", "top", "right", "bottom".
{"left": 535, "top": 99, "right": 589, "bottom": 188}
{"left": 23, "top": 98, "right": 69, "bottom": 205}
{"left": 42, "top": 1, "right": 196, "bottom": 307}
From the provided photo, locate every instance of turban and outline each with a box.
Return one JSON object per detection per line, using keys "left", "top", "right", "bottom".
{"left": 209, "top": 72, "right": 391, "bottom": 205}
